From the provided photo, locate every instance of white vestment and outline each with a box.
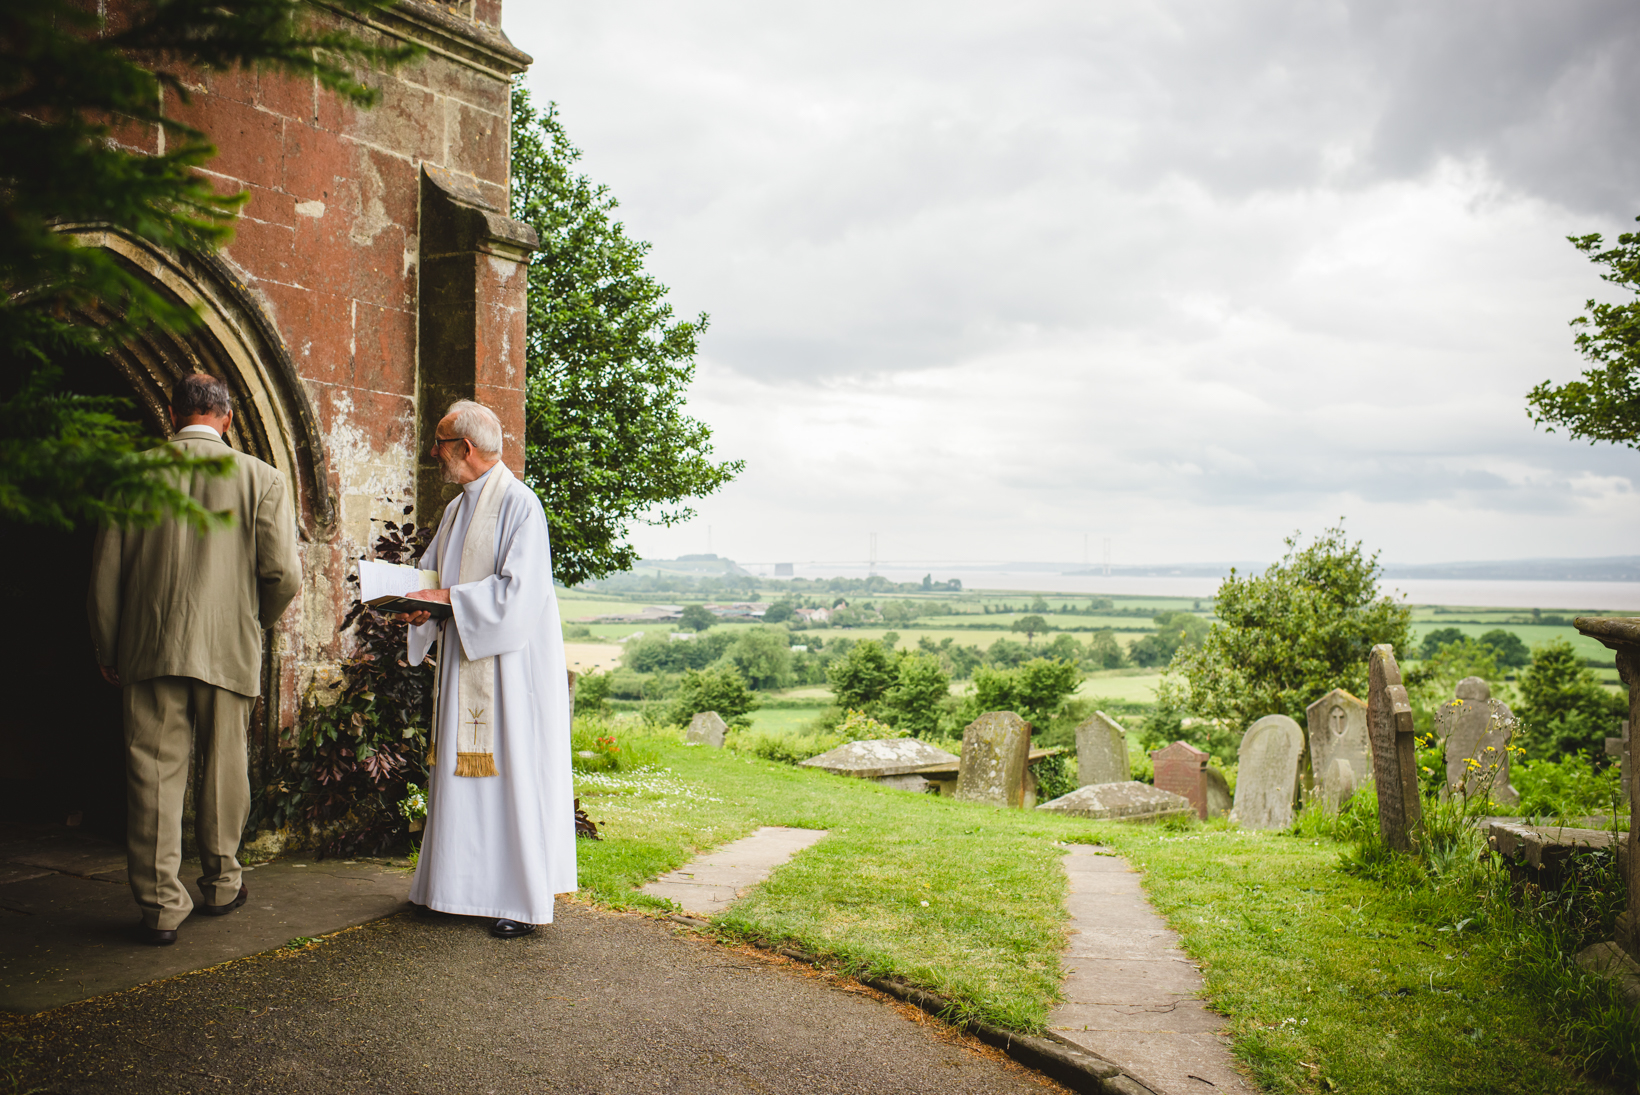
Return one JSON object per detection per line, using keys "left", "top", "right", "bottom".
{"left": 406, "top": 465, "right": 576, "bottom": 922}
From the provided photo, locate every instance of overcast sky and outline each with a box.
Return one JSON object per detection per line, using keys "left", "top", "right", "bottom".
{"left": 507, "top": 0, "right": 1640, "bottom": 569}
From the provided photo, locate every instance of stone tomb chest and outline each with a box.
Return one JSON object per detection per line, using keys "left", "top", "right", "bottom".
{"left": 800, "top": 738, "right": 959, "bottom": 791}
{"left": 1037, "top": 781, "right": 1194, "bottom": 822}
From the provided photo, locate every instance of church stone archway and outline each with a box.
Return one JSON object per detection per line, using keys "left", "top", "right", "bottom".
{"left": 0, "top": 230, "right": 330, "bottom": 839}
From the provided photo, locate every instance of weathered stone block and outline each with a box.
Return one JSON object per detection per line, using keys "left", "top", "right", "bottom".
{"left": 1436, "top": 677, "right": 1520, "bottom": 806}
{"left": 1036, "top": 781, "right": 1194, "bottom": 822}
{"left": 1306, "top": 687, "right": 1370, "bottom": 809}
{"left": 686, "top": 712, "right": 728, "bottom": 748}
{"left": 1230, "top": 715, "right": 1305, "bottom": 831}
{"left": 1075, "top": 712, "right": 1131, "bottom": 788}
{"left": 955, "top": 712, "right": 1032, "bottom": 808}
{"left": 1368, "top": 644, "right": 1421, "bottom": 852}
{"left": 800, "top": 738, "right": 958, "bottom": 780}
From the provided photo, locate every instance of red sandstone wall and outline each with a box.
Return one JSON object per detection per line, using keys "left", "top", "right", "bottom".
{"left": 109, "top": 1, "right": 534, "bottom": 736}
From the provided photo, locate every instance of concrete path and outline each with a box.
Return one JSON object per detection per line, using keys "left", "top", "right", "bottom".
{"left": 0, "top": 825, "right": 409, "bottom": 1013}
{"left": 1050, "top": 845, "right": 1253, "bottom": 1095}
{"left": 3, "top": 901, "right": 1067, "bottom": 1095}
{"left": 641, "top": 826, "right": 827, "bottom": 916}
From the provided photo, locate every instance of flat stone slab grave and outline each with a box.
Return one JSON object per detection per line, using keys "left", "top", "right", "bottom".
{"left": 641, "top": 826, "right": 828, "bottom": 917}
{"left": 0, "top": 827, "right": 411, "bottom": 1014}
{"left": 1051, "top": 844, "right": 1253, "bottom": 1095}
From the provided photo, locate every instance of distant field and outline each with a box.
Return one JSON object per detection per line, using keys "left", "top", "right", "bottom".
{"left": 1077, "top": 671, "right": 1165, "bottom": 704}
{"left": 744, "top": 706, "right": 829, "bottom": 735}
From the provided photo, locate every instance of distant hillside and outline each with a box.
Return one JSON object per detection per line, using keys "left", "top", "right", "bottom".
{"left": 634, "top": 554, "right": 753, "bottom": 577}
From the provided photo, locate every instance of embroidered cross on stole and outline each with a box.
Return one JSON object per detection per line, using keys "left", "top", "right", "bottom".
{"left": 427, "top": 462, "right": 513, "bottom": 778}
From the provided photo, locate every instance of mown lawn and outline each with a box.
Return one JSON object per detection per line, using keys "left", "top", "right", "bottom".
{"left": 573, "top": 731, "right": 1625, "bottom": 1094}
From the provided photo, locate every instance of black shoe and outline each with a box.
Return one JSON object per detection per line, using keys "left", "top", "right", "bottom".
{"left": 198, "top": 883, "right": 248, "bottom": 917}
{"left": 490, "top": 918, "right": 535, "bottom": 938}
{"left": 135, "top": 925, "right": 177, "bottom": 946}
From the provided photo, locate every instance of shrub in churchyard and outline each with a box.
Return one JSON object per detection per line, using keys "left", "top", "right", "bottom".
{"left": 668, "top": 665, "right": 757, "bottom": 729}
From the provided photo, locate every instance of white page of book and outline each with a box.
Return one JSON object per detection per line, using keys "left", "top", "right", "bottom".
{"left": 358, "top": 559, "right": 440, "bottom": 603}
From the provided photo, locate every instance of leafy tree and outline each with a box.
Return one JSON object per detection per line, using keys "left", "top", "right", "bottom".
{"left": 1029, "top": 596, "right": 1050, "bottom": 614}
{"left": 1168, "top": 526, "right": 1413, "bottom": 730}
{"left": 511, "top": 88, "right": 742, "bottom": 586}
{"left": 826, "top": 640, "right": 897, "bottom": 710}
{"left": 984, "top": 636, "right": 1035, "bottom": 668}
{"left": 970, "top": 658, "right": 1082, "bottom": 726}
{"left": 668, "top": 665, "right": 757, "bottom": 729}
{"left": 762, "top": 601, "right": 793, "bottom": 624}
{"left": 622, "top": 629, "right": 733, "bottom": 672}
{"left": 1404, "top": 638, "right": 1507, "bottom": 734}
{"left": 679, "top": 604, "right": 715, "bottom": 632}
{"left": 1039, "top": 633, "right": 1084, "bottom": 664}
{"left": 721, "top": 627, "right": 792, "bottom": 691}
{"left": 1, "top": 0, "right": 411, "bottom": 530}
{"left": 1477, "top": 628, "right": 1530, "bottom": 669}
{"left": 573, "top": 671, "right": 612, "bottom": 716}
{"left": 1012, "top": 614, "right": 1050, "bottom": 643}
{"left": 1527, "top": 218, "right": 1640, "bottom": 449}
{"left": 1515, "top": 639, "right": 1627, "bottom": 759}
{"left": 1418, "top": 627, "right": 1467, "bottom": 660}
{"left": 1085, "top": 630, "right": 1126, "bottom": 669}
{"left": 1130, "top": 613, "right": 1208, "bottom": 668}
{"left": 878, "top": 651, "right": 951, "bottom": 739}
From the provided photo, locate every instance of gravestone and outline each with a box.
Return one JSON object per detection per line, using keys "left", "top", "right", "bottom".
{"left": 955, "top": 711, "right": 1032, "bottom": 808}
{"left": 1436, "top": 677, "right": 1520, "bottom": 806}
{"left": 800, "top": 738, "right": 959, "bottom": 792}
{"left": 1306, "top": 688, "right": 1370, "bottom": 809}
{"left": 1604, "top": 721, "right": 1630, "bottom": 802}
{"left": 1229, "top": 715, "right": 1305, "bottom": 830}
{"left": 686, "top": 711, "right": 728, "bottom": 748}
{"left": 1367, "top": 644, "right": 1421, "bottom": 852}
{"left": 1075, "top": 712, "right": 1131, "bottom": 787}
{"left": 1036, "top": 781, "right": 1194, "bottom": 822}
{"left": 1152, "top": 740, "right": 1212, "bottom": 820}
{"left": 1204, "top": 765, "right": 1232, "bottom": 818}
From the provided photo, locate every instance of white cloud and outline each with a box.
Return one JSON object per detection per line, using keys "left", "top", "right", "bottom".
{"left": 505, "top": 0, "right": 1640, "bottom": 568}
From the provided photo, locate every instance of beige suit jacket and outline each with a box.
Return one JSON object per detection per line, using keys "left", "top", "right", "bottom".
{"left": 87, "top": 433, "right": 302, "bottom": 697}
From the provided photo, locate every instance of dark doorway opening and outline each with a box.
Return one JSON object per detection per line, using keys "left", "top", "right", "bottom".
{"left": 0, "top": 351, "right": 164, "bottom": 844}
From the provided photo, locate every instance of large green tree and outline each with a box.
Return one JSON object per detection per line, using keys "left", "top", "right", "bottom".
{"left": 1526, "top": 218, "right": 1640, "bottom": 448}
{"left": 509, "top": 88, "right": 742, "bottom": 586}
{"left": 1167, "top": 526, "right": 1413, "bottom": 730}
{"left": 1515, "top": 639, "right": 1628, "bottom": 760}
{"left": 1, "top": 0, "right": 411, "bottom": 530}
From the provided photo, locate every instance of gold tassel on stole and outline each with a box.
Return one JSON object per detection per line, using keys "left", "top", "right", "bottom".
{"left": 454, "top": 752, "right": 498, "bottom": 778}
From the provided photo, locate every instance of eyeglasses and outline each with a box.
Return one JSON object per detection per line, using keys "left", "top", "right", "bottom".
{"left": 431, "top": 436, "right": 469, "bottom": 449}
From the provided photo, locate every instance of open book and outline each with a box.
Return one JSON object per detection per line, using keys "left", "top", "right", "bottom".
{"left": 359, "top": 559, "right": 450, "bottom": 619}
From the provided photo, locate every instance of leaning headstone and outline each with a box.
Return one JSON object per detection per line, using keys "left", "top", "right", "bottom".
{"left": 1436, "top": 677, "right": 1520, "bottom": 806}
{"left": 1229, "top": 715, "right": 1305, "bottom": 830}
{"left": 1075, "top": 712, "right": 1131, "bottom": 787}
{"left": 686, "top": 711, "right": 728, "bottom": 748}
{"left": 955, "top": 711, "right": 1032, "bottom": 808}
{"left": 1036, "top": 781, "right": 1194, "bottom": 822}
{"left": 1151, "top": 740, "right": 1211, "bottom": 820}
{"left": 1306, "top": 688, "right": 1371, "bottom": 809}
{"left": 800, "top": 738, "right": 959, "bottom": 792}
{"left": 1204, "top": 766, "right": 1232, "bottom": 818}
{"left": 1367, "top": 644, "right": 1421, "bottom": 852}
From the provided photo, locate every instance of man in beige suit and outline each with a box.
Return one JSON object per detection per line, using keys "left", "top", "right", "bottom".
{"left": 88, "top": 373, "right": 301, "bottom": 946}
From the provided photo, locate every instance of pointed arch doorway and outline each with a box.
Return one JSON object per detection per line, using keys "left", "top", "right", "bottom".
{"left": 0, "top": 230, "right": 331, "bottom": 841}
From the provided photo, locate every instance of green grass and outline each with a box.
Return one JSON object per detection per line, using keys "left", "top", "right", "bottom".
{"left": 572, "top": 729, "right": 1087, "bottom": 1031}
{"left": 743, "top": 705, "right": 829, "bottom": 734}
{"left": 573, "top": 727, "right": 1628, "bottom": 1092}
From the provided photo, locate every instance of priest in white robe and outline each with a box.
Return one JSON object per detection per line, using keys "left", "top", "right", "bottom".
{"left": 401, "top": 399, "right": 576, "bottom": 937}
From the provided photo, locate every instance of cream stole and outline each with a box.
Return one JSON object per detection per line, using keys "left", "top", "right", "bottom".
{"left": 428, "top": 462, "right": 513, "bottom": 778}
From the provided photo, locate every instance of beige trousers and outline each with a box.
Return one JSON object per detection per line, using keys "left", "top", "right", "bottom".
{"left": 124, "top": 676, "right": 253, "bottom": 930}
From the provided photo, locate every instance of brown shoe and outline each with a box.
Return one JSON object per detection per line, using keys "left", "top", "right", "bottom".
{"left": 135, "top": 925, "right": 177, "bottom": 946}
{"left": 198, "top": 883, "right": 248, "bottom": 917}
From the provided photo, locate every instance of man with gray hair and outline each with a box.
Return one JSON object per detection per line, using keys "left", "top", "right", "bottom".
{"left": 400, "top": 399, "right": 576, "bottom": 937}
{"left": 88, "top": 373, "right": 301, "bottom": 945}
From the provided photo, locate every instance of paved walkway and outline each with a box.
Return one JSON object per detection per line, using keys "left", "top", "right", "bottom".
{"left": 0, "top": 825, "right": 409, "bottom": 1013}
{"left": 1050, "top": 845, "right": 1252, "bottom": 1095}
{"left": 641, "top": 826, "right": 828, "bottom": 916}
{"left": 3, "top": 902, "right": 1067, "bottom": 1095}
